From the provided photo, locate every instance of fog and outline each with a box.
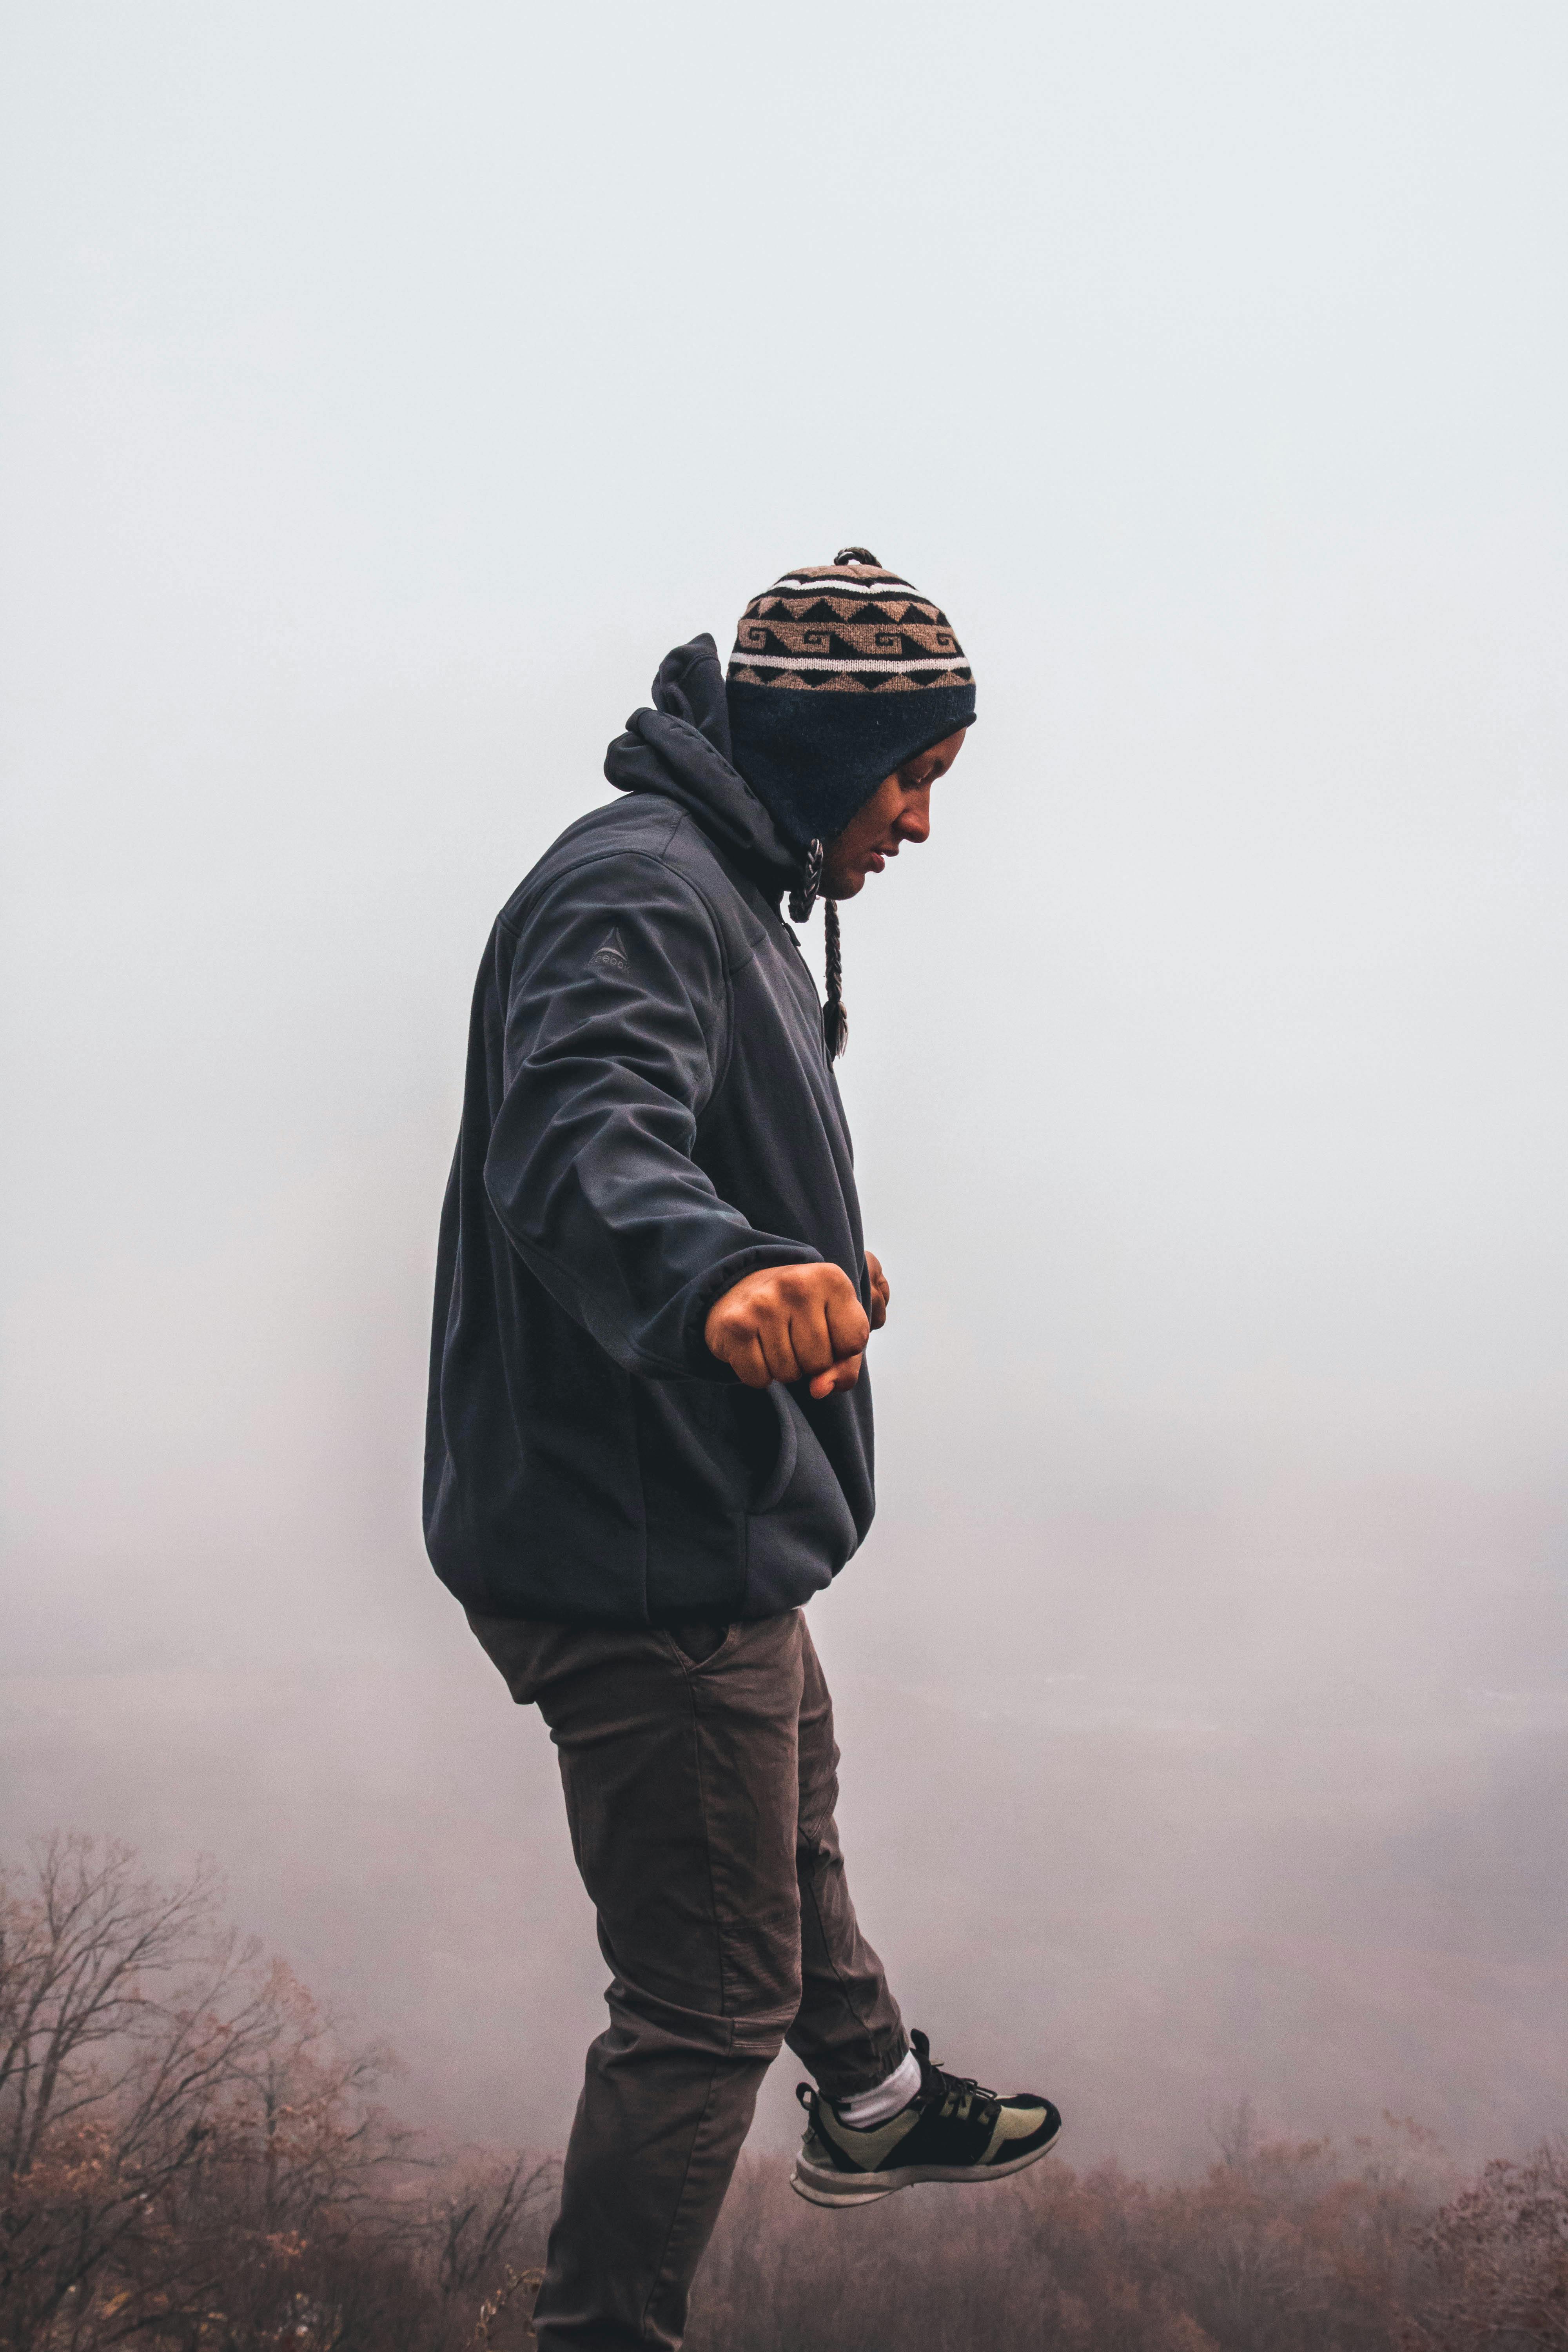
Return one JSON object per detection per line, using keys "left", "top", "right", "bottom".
{"left": 2, "top": 3, "right": 1565, "bottom": 2176}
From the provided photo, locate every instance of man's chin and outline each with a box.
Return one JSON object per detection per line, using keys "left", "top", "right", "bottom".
{"left": 823, "top": 864, "right": 867, "bottom": 899}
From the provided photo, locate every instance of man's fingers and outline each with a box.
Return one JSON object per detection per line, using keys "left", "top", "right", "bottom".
{"left": 824, "top": 1286, "right": 871, "bottom": 1365}
{"left": 808, "top": 1352, "right": 863, "bottom": 1400}
{"left": 753, "top": 1310, "right": 803, "bottom": 1385}
{"left": 724, "top": 1331, "right": 774, "bottom": 1390}
{"left": 788, "top": 1296, "right": 836, "bottom": 1381}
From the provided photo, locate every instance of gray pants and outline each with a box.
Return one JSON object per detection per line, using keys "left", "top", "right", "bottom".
{"left": 467, "top": 1606, "right": 907, "bottom": 2352}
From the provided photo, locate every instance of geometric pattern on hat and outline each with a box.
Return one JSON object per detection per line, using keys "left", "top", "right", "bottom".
{"left": 727, "top": 547, "right": 972, "bottom": 696}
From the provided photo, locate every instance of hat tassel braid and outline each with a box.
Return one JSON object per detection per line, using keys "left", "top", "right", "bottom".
{"left": 822, "top": 898, "right": 848, "bottom": 1062}
{"left": 788, "top": 839, "right": 849, "bottom": 1063}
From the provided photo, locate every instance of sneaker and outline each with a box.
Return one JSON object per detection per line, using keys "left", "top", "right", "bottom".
{"left": 789, "top": 2029, "right": 1063, "bottom": 2209}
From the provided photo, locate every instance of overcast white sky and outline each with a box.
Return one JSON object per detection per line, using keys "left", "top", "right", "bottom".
{"left": 2, "top": 2, "right": 1566, "bottom": 2167}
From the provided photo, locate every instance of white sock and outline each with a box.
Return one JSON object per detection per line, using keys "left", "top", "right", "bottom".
{"left": 833, "top": 2045, "right": 922, "bottom": 2129}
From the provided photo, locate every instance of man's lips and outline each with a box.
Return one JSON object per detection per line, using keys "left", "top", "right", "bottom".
{"left": 864, "top": 846, "right": 896, "bottom": 873}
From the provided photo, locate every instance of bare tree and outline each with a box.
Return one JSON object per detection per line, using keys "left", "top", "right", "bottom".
{"left": 432, "top": 2152, "right": 557, "bottom": 2300}
{"left": 2, "top": 1834, "right": 267, "bottom": 2346}
{"left": 0, "top": 1835, "right": 410, "bottom": 2350}
{"left": 1405, "top": 2140, "right": 1568, "bottom": 2351}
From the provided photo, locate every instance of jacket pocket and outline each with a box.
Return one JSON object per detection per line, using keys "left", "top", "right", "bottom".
{"left": 743, "top": 1391, "right": 857, "bottom": 1617}
{"left": 750, "top": 1385, "right": 799, "bottom": 1514}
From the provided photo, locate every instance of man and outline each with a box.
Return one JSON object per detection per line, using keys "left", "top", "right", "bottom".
{"left": 425, "top": 550, "right": 1062, "bottom": 2350}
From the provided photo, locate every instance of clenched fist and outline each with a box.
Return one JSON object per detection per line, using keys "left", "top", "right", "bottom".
{"left": 705, "top": 1261, "right": 872, "bottom": 1399}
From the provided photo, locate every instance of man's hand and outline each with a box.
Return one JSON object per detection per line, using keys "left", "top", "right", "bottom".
{"left": 866, "top": 1250, "right": 890, "bottom": 1331}
{"left": 704, "top": 1263, "right": 871, "bottom": 1399}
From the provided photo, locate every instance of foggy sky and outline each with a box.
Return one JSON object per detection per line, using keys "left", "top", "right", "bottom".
{"left": 3, "top": 2, "right": 1566, "bottom": 2171}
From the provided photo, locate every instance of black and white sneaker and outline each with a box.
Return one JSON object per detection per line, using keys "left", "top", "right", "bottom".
{"left": 790, "top": 2029, "right": 1063, "bottom": 2209}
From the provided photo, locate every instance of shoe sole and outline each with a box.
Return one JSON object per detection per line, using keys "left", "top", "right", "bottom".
{"left": 789, "top": 2119, "right": 1064, "bottom": 2209}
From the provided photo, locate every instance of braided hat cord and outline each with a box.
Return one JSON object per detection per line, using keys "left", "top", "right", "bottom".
{"left": 823, "top": 898, "right": 848, "bottom": 1062}
{"left": 786, "top": 838, "right": 848, "bottom": 1063}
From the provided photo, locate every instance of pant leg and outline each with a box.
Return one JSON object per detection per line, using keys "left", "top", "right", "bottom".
{"left": 468, "top": 1608, "right": 811, "bottom": 2352}
{"left": 784, "top": 1617, "right": 908, "bottom": 2099}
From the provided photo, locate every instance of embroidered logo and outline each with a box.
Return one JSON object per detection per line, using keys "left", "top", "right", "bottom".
{"left": 589, "top": 925, "right": 630, "bottom": 973}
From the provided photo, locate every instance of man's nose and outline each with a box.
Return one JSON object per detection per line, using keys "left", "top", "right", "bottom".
{"left": 897, "top": 799, "right": 931, "bottom": 844}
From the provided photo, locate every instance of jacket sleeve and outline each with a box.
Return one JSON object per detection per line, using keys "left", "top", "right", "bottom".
{"left": 483, "top": 849, "right": 821, "bottom": 1379}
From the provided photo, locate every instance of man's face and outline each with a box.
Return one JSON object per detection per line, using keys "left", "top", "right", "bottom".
{"left": 821, "top": 729, "right": 968, "bottom": 899}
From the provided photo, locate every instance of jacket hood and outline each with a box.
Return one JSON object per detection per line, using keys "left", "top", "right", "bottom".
{"left": 605, "top": 635, "right": 801, "bottom": 898}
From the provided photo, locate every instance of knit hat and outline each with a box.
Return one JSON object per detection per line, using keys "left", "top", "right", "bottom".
{"left": 725, "top": 548, "right": 975, "bottom": 854}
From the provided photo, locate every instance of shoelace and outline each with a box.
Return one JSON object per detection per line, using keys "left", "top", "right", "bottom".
{"left": 918, "top": 2048, "right": 1001, "bottom": 2128}
{"left": 796, "top": 2047, "right": 1005, "bottom": 2133}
